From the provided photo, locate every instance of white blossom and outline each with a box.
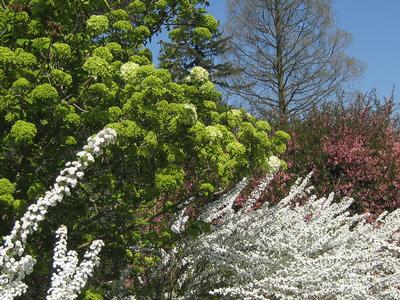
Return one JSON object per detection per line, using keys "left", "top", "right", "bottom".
{"left": 199, "top": 177, "right": 249, "bottom": 223}
{"left": 46, "top": 226, "right": 104, "bottom": 300}
{"left": 171, "top": 197, "right": 195, "bottom": 234}
{"left": 158, "top": 172, "right": 400, "bottom": 299}
{"left": 0, "top": 128, "right": 116, "bottom": 299}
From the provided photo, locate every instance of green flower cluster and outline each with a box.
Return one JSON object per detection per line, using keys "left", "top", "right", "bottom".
{"left": 87, "top": 15, "right": 109, "bottom": 35}
{"left": 0, "top": 177, "right": 24, "bottom": 214}
{"left": 0, "top": 178, "right": 15, "bottom": 206}
{"left": 188, "top": 66, "right": 209, "bottom": 83}
{"left": 10, "top": 120, "right": 37, "bottom": 144}
{"left": 120, "top": 62, "right": 140, "bottom": 82}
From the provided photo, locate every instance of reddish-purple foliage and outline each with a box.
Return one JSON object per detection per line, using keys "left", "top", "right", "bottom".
{"left": 260, "top": 92, "right": 400, "bottom": 216}
{"left": 322, "top": 124, "right": 400, "bottom": 213}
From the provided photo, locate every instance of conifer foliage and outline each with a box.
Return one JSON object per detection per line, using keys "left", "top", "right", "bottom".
{"left": 159, "top": 8, "right": 239, "bottom": 89}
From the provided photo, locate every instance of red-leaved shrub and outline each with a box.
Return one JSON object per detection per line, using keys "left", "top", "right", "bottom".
{"left": 261, "top": 92, "right": 400, "bottom": 216}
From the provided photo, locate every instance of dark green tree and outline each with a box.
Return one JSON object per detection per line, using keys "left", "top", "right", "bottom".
{"left": 159, "top": 5, "right": 240, "bottom": 89}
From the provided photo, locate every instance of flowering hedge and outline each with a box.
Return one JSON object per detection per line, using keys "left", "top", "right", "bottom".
{"left": 148, "top": 170, "right": 400, "bottom": 300}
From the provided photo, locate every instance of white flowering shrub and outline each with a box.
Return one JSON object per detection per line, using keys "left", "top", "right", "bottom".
{"left": 0, "top": 128, "right": 117, "bottom": 299}
{"left": 156, "top": 170, "right": 400, "bottom": 299}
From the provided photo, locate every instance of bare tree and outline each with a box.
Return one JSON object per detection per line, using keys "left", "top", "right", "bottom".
{"left": 225, "top": 0, "right": 363, "bottom": 124}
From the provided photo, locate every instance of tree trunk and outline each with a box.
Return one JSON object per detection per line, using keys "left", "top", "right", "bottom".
{"left": 274, "top": 0, "right": 287, "bottom": 125}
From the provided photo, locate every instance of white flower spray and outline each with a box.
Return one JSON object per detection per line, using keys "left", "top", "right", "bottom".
{"left": 158, "top": 164, "right": 400, "bottom": 299}
{"left": 46, "top": 226, "right": 104, "bottom": 300}
{"left": 0, "top": 128, "right": 117, "bottom": 299}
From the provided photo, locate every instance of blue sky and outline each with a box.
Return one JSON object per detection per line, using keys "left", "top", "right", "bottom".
{"left": 150, "top": 0, "right": 400, "bottom": 99}
{"left": 333, "top": 0, "right": 400, "bottom": 99}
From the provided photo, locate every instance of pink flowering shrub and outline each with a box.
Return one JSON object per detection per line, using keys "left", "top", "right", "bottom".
{"left": 262, "top": 92, "right": 400, "bottom": 216}
{"left": 322, "top": 124, "right": 400, "bottom": 213}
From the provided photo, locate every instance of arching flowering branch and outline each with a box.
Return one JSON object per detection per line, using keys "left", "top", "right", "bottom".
{"left": 171, "top": 197, "right": 194, "bottom": 235}
{"left": 46, "top": 226, "right": 104, "bottom": 300}
{"left": 199, "top": 177, "right": 249, "bottom": 223}
{"left": 0, "top": 128, "right": 117, "bottom": 299}
{"left": 200, "top": 155, "right": 282, "bottom": 222}
{"left": 169, "top": 156, "right": 282, "bottom": 236}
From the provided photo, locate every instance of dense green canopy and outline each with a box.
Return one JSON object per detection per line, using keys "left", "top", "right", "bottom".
{"left": 0, "top": 0, "right": 288, "bottom": 297}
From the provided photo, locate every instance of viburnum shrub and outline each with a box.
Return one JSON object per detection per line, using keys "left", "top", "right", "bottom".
{"left": 150, "top": 169, "right": 400, "bottom": 300}
{"left": 262, "top": 92, "right": 400, "bottom": 216}
{"left": 0, "top": 1, "right": 289, "bottom": 297}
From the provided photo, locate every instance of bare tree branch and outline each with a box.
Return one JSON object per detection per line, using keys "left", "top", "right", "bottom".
{"left": 224, "top": 0, "right": 363, "bottom": 124}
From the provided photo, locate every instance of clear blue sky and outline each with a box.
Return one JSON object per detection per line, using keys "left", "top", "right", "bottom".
{"left": 333, "top": 0, "right": 400, "bottom": 99}
{"left": 149, "top": 0, "right": 400, "bottom": 99}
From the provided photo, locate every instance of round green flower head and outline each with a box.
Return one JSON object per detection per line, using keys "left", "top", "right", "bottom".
{"left": 13, "top": 48, "right": 37, "bottom": 67}
{"left": 52, "top": 43, "right": 72, "bottom": 59}
{"left": 30, "top": 83, "right": 58, "bottom": 103}
{"left": 275, "top": 130, "right": 291, "bottom": 141}
{"left": 193, "top": 27, "right": 212, "bottom": 40}
{"left": 128, "top": 0, "right": 146, "bottom": 12}
{"left": 31, "top": 37, "right": 50, "bottom": 51}
{"left": 199, "top": 81, "right": 215, "bottom": 95}
{"left": 201, "top": 14, "right": 219, "bottom": 32}
{"left": 12, "top": 78, "right": 31, "bottom": 91}
{"left": 204, "top": 101, "right": 217, "bottom": 110}
{"left": 256, "top": 120, "right": 272, "bottom": 132}
{"left": 108, "top": 106, "right": 122, "bottom": 122}
{"left": 189, "top": 66, "right": 209, "bottom": 84}
{"left": 109, "top": 9, "right": 129, "bottom": 21}
{"left": 65, "top": 136, "right": 77, "bottom": 146}
{"left": 87, "top": 15, "right": 109, "bottom": 35}
{"left": 106, "top": 42, "right": 123, "bottom": 55}
{"left": 0, "top": 178, "right": 15, "bottom": 195}
{"left": 199, "top": 182, "right": 215, "bottom": 196}
{"left": 155, "top": 167, "right": 184, "bottom": 194}
{"left": 120, "top": 61, "right": 140, "bottom": 82}
{"left": 10, "top": 120, "right": 37, "bottom": 144}
{"left": 0, "top": 47, "right": 15, "bottom": 64}
{"left": 205, "top": 125, "right": 223, "bottom": 141}
{"left": 113, "top": 20, "right": 133, "bottom": 32}
{"left": 65, "top": 112, "right": 81, "bottom": 128}
{"left": 93, "top": 46, "right": 113, "bottom": 62}
{"left": 83, "top": 56, "right": 111, "bottom": 79}
{"left": 134, "top": 25, "right": 151, "bottom": 38}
